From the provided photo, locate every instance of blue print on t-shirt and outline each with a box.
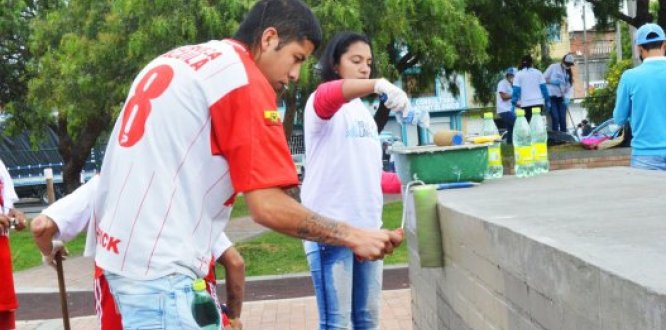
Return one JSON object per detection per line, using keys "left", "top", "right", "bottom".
{"left": 346, "top": 121, "right": 378, "bottom": 140}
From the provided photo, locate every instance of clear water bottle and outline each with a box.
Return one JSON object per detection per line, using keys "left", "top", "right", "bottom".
{"left": 512, "top": 109, "right": 533, "bottom": 178}
{"left": 482, "top": 112, "right": 503, "bottom": 179}
{"left": 530, "top": 108, "right": 549, "bottom": 174}
{"left": 191, "top": 279, "right": 220, "bottom": 329}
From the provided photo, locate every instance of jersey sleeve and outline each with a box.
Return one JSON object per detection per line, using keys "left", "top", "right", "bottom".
{"left": 42, "top": 175, "right": 99, "bottom": 242}
{"left": 0, "top": 159, "right": 18, "bottom": 210}
{"left": 209, "top": 82, "right": 299, "bottom": 193}
{"left": 212, "top": 232, "right": 233, "bottom": 260}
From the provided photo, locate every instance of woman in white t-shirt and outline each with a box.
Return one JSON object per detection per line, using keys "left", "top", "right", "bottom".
{"left": 512, "top": 54, "right": 550, "bottom": 123}
{"left": 300, "top": 32, "right": 408, "bottom": 330}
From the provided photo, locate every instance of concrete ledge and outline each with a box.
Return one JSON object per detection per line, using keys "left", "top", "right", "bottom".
{"left": 408, "top": 167, "right": 666, "bottom": 330}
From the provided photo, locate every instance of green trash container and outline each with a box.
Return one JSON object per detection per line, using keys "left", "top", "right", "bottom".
{"left": 390, "top": 144, "right": 489, "bottom": 184}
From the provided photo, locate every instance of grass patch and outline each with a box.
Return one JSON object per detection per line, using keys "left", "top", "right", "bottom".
{"left": 217, "top": 201, "right": 407, "bottom": 278}
{"left": 8, "top": 225, "right": 87, "bottom": 272}
{"left": 230, "top": 195, "right": 249, "bottom": 218}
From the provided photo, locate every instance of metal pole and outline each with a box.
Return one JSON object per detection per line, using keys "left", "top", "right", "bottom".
{"left": 582, "top": 3, "right": 590, "bottom": 97}
{"left": 616, "top": 20, "right": 623, "bottom": 60}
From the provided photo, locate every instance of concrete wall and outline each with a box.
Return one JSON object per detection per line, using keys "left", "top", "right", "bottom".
{"left": 408, "top": 168, "right": 666, "bottom": 330}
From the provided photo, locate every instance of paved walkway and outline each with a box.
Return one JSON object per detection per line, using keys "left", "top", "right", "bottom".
{"left": 13, "top": 194, "right": 411, "bottom": 329}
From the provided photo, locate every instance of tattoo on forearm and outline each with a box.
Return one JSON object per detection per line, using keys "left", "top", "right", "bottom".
{"left": 284, "top": 186, "right": 301, "bottom": 202}
{"left": 296, "top": 213, "right": 349, "bottom": 244}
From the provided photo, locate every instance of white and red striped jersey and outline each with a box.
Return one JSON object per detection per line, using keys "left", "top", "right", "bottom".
{"left": 94, "top": 39, "right": 298, "bottom": 280}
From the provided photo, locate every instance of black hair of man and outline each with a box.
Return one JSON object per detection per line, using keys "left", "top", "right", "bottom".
{"left": 317, "top": 32, "right": 375, "bottom": 83}
{"left": 640, "top": 32, "right": 665, "bottom": 51}
{"left": 234, "top": 0, "right": 322, "bottom": 52}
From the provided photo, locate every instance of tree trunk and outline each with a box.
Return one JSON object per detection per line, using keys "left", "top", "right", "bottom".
{"left": 635, "top": 0, "right": 653, "bottom": 26}
{"left": 659, "top": 0, "right": 666, "bottom": 31}
{"left": 56, "top": 113, "right": 108, "bottom": 193}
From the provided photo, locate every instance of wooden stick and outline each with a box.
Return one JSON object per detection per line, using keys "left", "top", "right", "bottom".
{"left": 55, "top": 252, "right": 71, "bottom": 330}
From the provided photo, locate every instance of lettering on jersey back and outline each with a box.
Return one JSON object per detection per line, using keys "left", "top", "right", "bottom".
{"left": 163, "top": 45, "right": 222, "bottom": 71}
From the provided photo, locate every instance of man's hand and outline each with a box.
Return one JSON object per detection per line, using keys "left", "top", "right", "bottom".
{"left": 42, "top": 240, "right": 68, "bottom": 269}
{"left": 374, "top": 78, "right": 409, "bottom": 112}
{"left": 228, "top": 318, "right": 243, "bottom": 330}
{"left": 350, "top": 228, "right": 403, "bottom": 261}
{"left": 8, "top": 208, "right": 27, "bottom": 231}
{"left": 0, "top": 214, "right": 9, "bottom": 231}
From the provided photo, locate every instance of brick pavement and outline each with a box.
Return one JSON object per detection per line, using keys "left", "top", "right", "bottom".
{"left": 16, "top": 289, "right": 412, "bottom": 330}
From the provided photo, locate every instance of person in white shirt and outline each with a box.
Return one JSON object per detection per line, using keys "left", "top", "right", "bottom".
{"left": 544, "top": 53, "right": 575, "bottom": 132}
{"left": 90, "top": 1, "right": 402, "bottom": 327}
{"left": 512, "top": 54, "right": 550, "bottom": 123}
{"left": 31, "top": 176, "right": 245, "bottom": 329}
{"left": 496, "top": 67, "right": 516, "bottom": 143}
{"left": 301, "top": 31, "right": 409, "bottom": 330}
{"left": 0, "top": 159, "right": 27, "bottom": 330}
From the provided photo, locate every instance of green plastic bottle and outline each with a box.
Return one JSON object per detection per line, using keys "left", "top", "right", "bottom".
{"left": 191, "top": 279, "right": 220, "bottom": 329}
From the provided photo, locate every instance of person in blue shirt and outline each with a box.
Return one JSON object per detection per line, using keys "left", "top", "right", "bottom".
{"left": 613, "top": 23, "right": 666, "bottom": 170}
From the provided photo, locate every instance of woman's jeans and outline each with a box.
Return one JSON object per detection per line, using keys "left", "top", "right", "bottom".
{"left": 631, "top": 155, "right": 666, "bottom": 171}
{"left": 105, "top": 272, "right": 206, "bottom": 329}
{"left": 550, "top": 97, "right": 567, "bottom": 132}
{"left": 305, "top": 243, "right": 383, "bottom": 330}
{"left": 499, "top": 111, "right": 516, "bottom": 144}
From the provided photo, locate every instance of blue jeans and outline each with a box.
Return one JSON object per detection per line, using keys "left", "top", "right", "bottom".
{"left": 105, "top": 272, "right": 211, "bottom": 329}
{"left": 631, "top": 155, "right": 666, "bottom": 171}
{"left": 550, "top": 97, "right": 567, "bottom": 132}
{"left": 305, "top": 243, "right": 383, "bottom": 330}
{"left": 499, "top": 111, "right": 516, "bottom": 144}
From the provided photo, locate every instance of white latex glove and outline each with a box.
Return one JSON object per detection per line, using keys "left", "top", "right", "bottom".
{"left": 374, "top": 78, "right": 409, "bottom": 112}
{"left": 42, "top": 240, "right": 68, "bottom": 269}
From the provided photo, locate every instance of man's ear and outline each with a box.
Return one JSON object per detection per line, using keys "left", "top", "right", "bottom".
{"left": 258, "top": 27, "right": 279, "bottom": 52}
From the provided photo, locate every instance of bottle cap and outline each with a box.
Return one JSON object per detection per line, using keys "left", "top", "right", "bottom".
{"left": 192, "top": 278, "right": 206, "bottom": 292}
{"left": 483, "top": 112, "right": 493, "bottom": 119}
{"left": 516, "top": 109, "right": 525, "bottom": 117}
{"left": 532, "top": 108, "right": 541, "bottom": 114}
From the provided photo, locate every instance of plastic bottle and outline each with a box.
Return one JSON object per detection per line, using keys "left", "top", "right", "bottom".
{"left": 512, "top": 109, "right": 534, "bottom": 178}
{"left": 482, "top": 112, "right": 503, "bottom": 179}
{"left": 530, "top": 108, "right": 549, "bottom": 174}
{"left": 191, "top": 279, "right": 220, "bottom": 330}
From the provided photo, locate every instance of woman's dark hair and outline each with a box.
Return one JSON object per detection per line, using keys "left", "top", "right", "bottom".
{"left": 234, "top": 0, "right": 322, "bottom": 51}
{"left": 317, "top": 32, "right": 375, "bottom": 82}
{"left": 519, "top": 54, "right": 533, "bottom": 70}
{"left": 562, "top": 54, "right": 574, "bottom": 85}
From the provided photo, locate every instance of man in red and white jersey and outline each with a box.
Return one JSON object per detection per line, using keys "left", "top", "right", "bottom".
{"left": 0, "top": 158, "right": 27, "bottom": 330}
{"left": 93, "top": 0, "right": 402, "bottom": 327}
{"left": 32, "top": 176, "right": 245, "bottom": 329}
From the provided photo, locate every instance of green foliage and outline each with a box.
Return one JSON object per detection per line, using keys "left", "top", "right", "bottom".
{"left": 583, "top": 0, "right": 665, "bottom": 29}
{"left": 466, "top": 0, "right": 567, "bottom": 104}
{"left": 9, "top": 226, "right": 87, "bottom": 272}
{"left": 582, "top": 59, "right": 633, "bottom": 124}
{"left": 232, "top": 201, "right": 407, "bottom": 277}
